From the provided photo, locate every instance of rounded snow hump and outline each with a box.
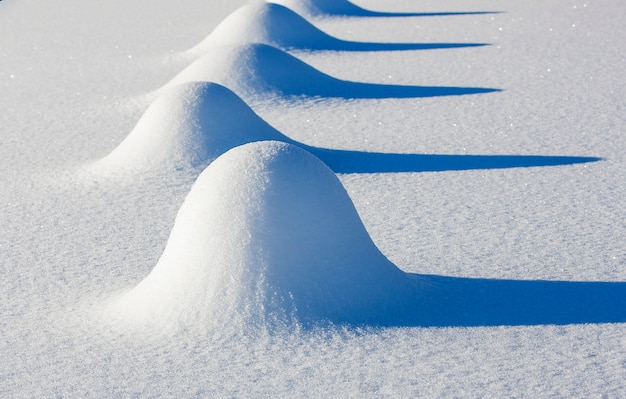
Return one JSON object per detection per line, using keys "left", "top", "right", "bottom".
{"left": 188, "top": 2, "right": 339, "bottom": 53}
{"left": 164, "top": 43, "right": 338, "bottom": 100}
{"left": 91, "top": 82, "right": 292, "bottom": 174}
{"left": 107, "top": 141, "right": 422, "bottom": 333}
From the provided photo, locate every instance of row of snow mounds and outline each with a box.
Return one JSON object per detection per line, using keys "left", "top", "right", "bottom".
{"left": 100, "top": 1, "right": 497, "bottom": 333}
{"left": 92, "top": 2, "right": 498, "bottom": 176}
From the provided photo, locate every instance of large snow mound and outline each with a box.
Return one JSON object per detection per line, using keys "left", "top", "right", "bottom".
{"left": 90, "top": 82, "right": 292, "bottom": 174}
{"left": 165, "top": 43, "right": 498, "bottom": 100}
{"left": 107, "top": 141, "right": 421, "bottom": 332}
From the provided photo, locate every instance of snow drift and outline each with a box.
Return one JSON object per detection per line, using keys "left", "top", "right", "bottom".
{"left": 166, "top": 43, "right": 498, "bottom": 100}
{"left": 90, "top": 82, "right": 293, "bottom": 173}
{"left": 108, "top": 141, "right": 422, "bottom": 332}
{"left": 187, "top": 2, "right": 480, "bottom": 53}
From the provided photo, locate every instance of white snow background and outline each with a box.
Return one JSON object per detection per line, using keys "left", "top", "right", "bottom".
{"left": 1, "top": 0, "right": 625, "bottom": 396}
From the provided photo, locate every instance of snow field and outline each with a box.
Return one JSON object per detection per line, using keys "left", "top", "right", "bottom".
{"left": 1, "top": 0, "right": 625, "bottom": 396}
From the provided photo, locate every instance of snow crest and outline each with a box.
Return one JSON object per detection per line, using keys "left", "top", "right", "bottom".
{"left": 107, "top": 141, "right": 420, "bottom": 333}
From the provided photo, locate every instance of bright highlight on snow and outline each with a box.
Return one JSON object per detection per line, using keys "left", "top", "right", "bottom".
{"left": 108, "top": 141, "right": 422, "bottom": 332}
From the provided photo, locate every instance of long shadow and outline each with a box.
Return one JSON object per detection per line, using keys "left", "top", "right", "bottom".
{"left": 317, "top": 41, "right": 488, "bottom": 52}
{"left": 396, "top": 274, "right": 626, "bottom": 327}
{"left": 308, "top": 148, "right": 601, "bottom": 173}
{"left": 311, "top": 81, "right": 501, "bottom": 99}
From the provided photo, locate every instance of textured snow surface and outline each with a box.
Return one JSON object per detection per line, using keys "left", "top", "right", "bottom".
{"left": 1, "top": 0, "right": 626, "bottom": 397}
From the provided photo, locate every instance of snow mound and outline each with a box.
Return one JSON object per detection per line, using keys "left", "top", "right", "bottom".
{"left": 91, "top": 82, "right": 292, "bottom": 173}
{"left": 164, "top": 43, "right": 497, "bottom": 100}
{"left": 165, "top": 43, "right": 340, "bottom": 99}
{"left": 108, "top": 141, "right": 420, "bottom": 332}
{"left": 188, "top": 2, "right": 339, "bottom": 53}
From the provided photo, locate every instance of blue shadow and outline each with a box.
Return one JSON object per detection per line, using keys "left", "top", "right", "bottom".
{"left": 308, "top": 148, "right": 601, "bottom": 173}
{"left": 398, "top": 274, "right": 626, "bottom": 327}
{"left": 313, "top": 41, "right": 489, "bottom": 52}
{"left": 312, "top": 82, "right": 501, "bottom": 99}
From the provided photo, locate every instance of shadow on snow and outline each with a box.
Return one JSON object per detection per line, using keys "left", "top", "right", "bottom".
{"left": 396, "top": 274, "right": 626, "bottom": 327}
{"left": 309, "top": 149, "right": 602, "bottom": 173}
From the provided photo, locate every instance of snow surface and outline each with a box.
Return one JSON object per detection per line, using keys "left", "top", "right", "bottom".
{"left": 1, "top": 0, "right": 626, "bottom": 397}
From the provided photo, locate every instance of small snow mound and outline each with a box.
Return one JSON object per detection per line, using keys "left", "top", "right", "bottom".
{"left": 108, "top": 141, "right": 418, "bottom": 332}
{"left": 187, "top": 2, "right": 336, "bottom": 54}
{"left": 164, "top": 43, "right": 336, "bottom": 99}
{"left": 91, "top": 82, "right": 291, "bottom": 174}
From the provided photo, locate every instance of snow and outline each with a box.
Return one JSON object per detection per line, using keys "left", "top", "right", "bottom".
{"left": 107, "top": 141, "right": 424, "bottom": 334}
{"left": 188, "top": 2, "right": 477, "bottom": 52}
{"left": 269, "top": 0, "right": 464, "bottom": 17}
{"left": 90, "top": 82, "right": 291, "bottom": 175}
{"left": 166, "top": 42, "right": 499, "bottom": 101}
{"left": 1, "top": 0, "right": 626, "bottom": 396}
